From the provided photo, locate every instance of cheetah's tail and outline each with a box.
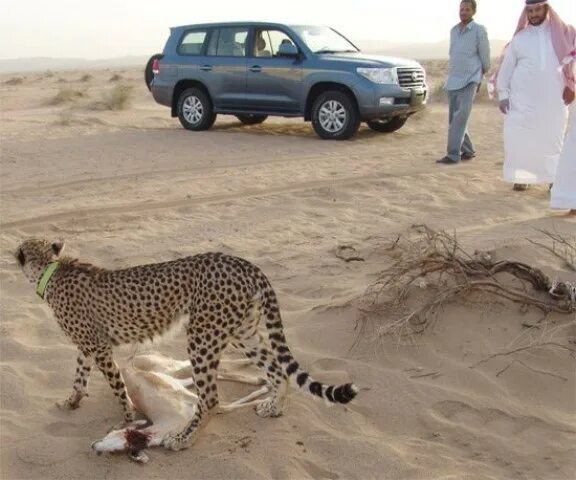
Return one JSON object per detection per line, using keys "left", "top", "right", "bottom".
{"left": 263, "top": 296, "right": 358, "bottom": 405}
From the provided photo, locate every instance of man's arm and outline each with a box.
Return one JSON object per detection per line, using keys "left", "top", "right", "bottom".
{"left": 478, "top": 25, "right": 491, "bottom": 74}
{"left": 496, "top": 40, "right": 517, "bottom": 102}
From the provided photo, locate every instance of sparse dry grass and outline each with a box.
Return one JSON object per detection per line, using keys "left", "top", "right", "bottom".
{"left": 427, "top": 81, "right": 494, "bottom": 104}
{"left": 53, "top": 112, "right": 107, "bottom": 127}
{"left": 4, "top": 77, "right": 25, "bottom": 86}
{"left": 421, "top": 57, "right": 500, "bottom": 105}
{"left": 47, "top": 88, "right": 87, "bottom": 106}
{"left": 90, "top": 84, "right": 134, "bottom": 111}
{"left": 419, "top": 59, "right": 448, "bottom": 78}
{"left": 109, "top": 73, "right": 124, "bottom": 82}
{"left": 54, "top": 111, "right": 74, "bottom": 126}
{"left": 429, "top": 83, "right": 448, "bottom": 103}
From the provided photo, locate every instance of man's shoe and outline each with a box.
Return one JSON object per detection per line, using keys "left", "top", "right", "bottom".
{"left": 513, "top": 183, "right": 528, "bottom": 191}
{"left": 461, "top": 152, "right": 476, "bottom": 161}
{"left": 436, "top": 156, "right": 459, "bottom": 165}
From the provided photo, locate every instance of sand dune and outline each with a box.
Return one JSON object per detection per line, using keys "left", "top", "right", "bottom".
{"left": 1, "top": 67, "right": 574, "bottom": 479}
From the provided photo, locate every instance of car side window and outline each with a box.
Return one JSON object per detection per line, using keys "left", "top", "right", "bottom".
{"left": 206, "top": 27, "right": 248, "bottom": 57}
{"left": 253, "top": 29, "right": 295, "bottom": 57}
{"left": 178, "top": 30, "right": 208, "bottom": 56}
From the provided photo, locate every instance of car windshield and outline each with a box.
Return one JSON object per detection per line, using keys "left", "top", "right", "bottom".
{"left": 291, "top": 25, "right": 359, "bottom": 54}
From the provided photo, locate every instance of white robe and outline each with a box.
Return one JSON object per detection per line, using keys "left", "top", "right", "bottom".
{"left": 551, "top": 100, "right": 576, "bottom": 209}
{"left": 497, "top": 21, "right": 569, "bottom": 184}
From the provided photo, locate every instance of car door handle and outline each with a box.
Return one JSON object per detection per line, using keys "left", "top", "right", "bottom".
{"left": 249, "top": 65, "right": 262, "bottom": 73}
{"left": 200, "top": 65, "right": 213, "bottom": 71}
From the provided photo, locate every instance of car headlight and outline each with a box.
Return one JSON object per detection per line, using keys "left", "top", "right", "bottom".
{"left": 356, "top": 67, "right": 398, "bottom": 85}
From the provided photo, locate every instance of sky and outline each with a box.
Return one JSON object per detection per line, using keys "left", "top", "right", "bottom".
{"left": 1, "top": 0, "right": 574, "bottom": 59}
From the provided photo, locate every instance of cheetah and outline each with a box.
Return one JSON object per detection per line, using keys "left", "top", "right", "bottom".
{"left": 16, "top": 239, "right": 358, "bottom": 451}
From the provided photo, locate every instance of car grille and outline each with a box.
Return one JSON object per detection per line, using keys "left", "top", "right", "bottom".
{"left": 397, "top": 68, "right": 426, "bottom": 88}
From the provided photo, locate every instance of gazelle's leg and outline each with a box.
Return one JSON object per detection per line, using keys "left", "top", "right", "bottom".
{"left": 217, "top": 371, "right": 266, "bottom": 386}
{"left": 169, "top": 358, "right": 253, "bottom": 380}
{"left": 219, "top": 384, "right": 271, "bottom": 412}
{"left": 220, "top": 358, "right": 253, "bottom": 369}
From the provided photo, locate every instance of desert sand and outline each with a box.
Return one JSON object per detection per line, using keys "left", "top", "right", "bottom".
{"left": 1, "top": 64, "right": 575, "bottom": 480}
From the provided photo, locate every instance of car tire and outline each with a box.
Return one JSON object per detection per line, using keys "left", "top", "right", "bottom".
{"left": 177, "top": 88, "right": 217, "bottom": 131}
{"left": 367, "top": 117, "right": 407, "bottom": 133}
{"left": 236, "top": 114, "right": 268, "bottom": 125}
{"left": 311, "top": 91, "right": 360, "bottom": 140}
{"left": 144, "top": 53, "right": 164, "bottom": 92}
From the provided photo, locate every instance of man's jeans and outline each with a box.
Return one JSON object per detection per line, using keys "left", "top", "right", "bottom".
{"left": 446, "top": 82, "right": 477, "bottom": 162}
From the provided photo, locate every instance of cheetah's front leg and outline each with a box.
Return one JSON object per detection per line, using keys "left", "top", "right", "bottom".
{"left": 56, "top": 351, "right": 92, "bottom": 411}
{"left": 163, "top": 322, "right": 225, "bottom": 451}
{"left": 93, "top": 345, "right": 136, "bottom": 423}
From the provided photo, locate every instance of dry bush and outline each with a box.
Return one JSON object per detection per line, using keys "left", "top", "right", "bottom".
{"left": 54, "top": 113, "right": 107, "bottom": 127}
{"left": 420, "top": 57, "right": 501, "bottom": 105}
{"left": 109, "top": 73, "right": 124, "bottom": 82}
{"left": 91, "top": 84, "right": 134, "bottom": 111}
{"left": 79, "top": 74, "right": 94, "bottom": 82}
{"left": 356, "top": 225, "right": 576, "bottom": 340}
{"left": 427, "top": 82, "right": 495, "bottom": 105}
{"left": 54, "top": 111, "right": 74, "bottom": 126}
{"left": 428, "top": 83, "right": 448, "bottom": 103}
{"left": 419, "top": 59, "right": 448, "bottom": 79}
{"left": 527, "top": 229, "right": 575, "bottom": 272}
{"left": 4, "top": 77, "right": 25, "bottom": 85}
{"left": 475, "top": 82, "right": 494, "bottom": 103}
{"left": 47, "top": 88, "right": 87, "bottom": 106}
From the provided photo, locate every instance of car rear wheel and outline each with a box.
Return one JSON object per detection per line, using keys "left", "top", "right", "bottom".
{"left": 144, "top": 53, "right": 163, "bottom": 92}
{"left": 367, "top": 117, "right": 408, "bottom": 133}
{"left": 177, "top": 88, "right": 217, "bottom": 131}
{"left": 236, "top": 114, "right": 268, "bottom": 125}
{"left": 311, "top": 91, "right": 360, "bottom": 140}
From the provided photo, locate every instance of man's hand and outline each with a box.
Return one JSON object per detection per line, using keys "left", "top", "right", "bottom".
{"left": 499, "top": 99, "right": 510, "bottom": 114}
{"left": 563, "top": 87, "right": 575, "bottom": 105}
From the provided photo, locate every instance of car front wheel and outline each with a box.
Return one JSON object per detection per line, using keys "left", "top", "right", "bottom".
{"left": 177, "top": 88, "right": 217, "bottom": 131}
{"left": 311, "top": 91, "right": 360, "bottom": 140}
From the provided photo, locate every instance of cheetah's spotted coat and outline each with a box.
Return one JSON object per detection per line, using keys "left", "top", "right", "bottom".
{"left": 16, "top": 239, "right": 358, "bottom": 451}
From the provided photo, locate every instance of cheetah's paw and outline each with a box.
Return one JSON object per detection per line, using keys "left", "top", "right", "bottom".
{"left": 162, "top": 433, "right": 193, "bottom": 451}
{"left": 56, "top": 395, "right": 82, "bottom": 411}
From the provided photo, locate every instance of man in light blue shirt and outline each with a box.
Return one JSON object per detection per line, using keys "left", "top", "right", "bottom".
{"left": 438, "top": 0, "right": 491, "bottom": 164}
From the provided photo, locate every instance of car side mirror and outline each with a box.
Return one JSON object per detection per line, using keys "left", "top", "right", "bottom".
{"left": 278, "top": 43, "right": 299, "bottom": 57}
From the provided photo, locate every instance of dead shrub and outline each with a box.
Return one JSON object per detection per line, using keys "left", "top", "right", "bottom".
{"left": 47, "top": 88, "right": 87, "bottom": 106}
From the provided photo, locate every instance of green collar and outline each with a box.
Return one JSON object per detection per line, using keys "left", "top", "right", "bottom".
{"left": 36, "top": 262, "right": 60, "bottom": 299}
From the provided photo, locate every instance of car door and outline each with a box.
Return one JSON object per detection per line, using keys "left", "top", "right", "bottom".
{"left": 201, "top": 26, "right": 249, "bottom": 110}
{"left": 245, "top": 27, "right": 303, "bottom": 114}
{"left": 176, "top": 28, "right": 210, "bottom": 87}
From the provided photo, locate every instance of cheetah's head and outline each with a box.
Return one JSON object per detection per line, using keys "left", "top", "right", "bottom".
{"left": 15, "top": 238, "right": 65, "bottom": 285}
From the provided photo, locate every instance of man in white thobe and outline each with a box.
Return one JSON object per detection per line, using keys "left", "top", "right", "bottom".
{"left": 496, "top": 0, "right": 570, "bottom": 191}
{"left": 551, "top": 42, "right": 576, "bottom": 215}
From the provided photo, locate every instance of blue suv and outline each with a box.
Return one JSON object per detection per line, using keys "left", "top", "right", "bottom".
{"left": 146, "top": 22, "right": 427, "bottom": 140}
